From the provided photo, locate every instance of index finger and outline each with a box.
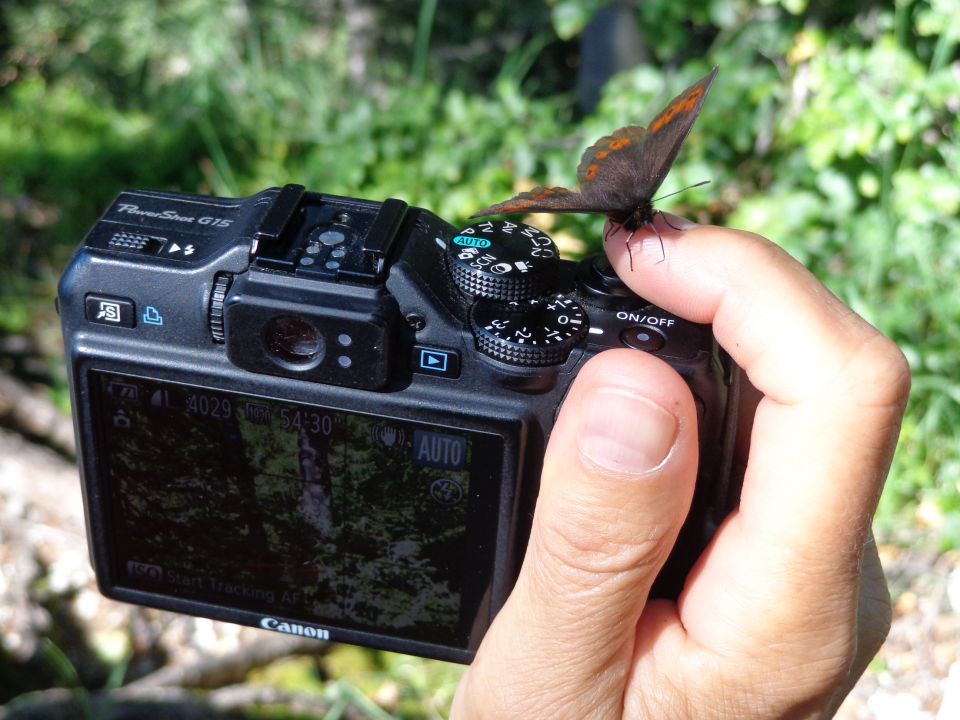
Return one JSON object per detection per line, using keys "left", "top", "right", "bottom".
{"left": 605, "top": 218, "right": 910, "bottom": 651}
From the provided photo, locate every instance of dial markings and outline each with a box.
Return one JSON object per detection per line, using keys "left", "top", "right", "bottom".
{"left": 471, "top": 294, "right": 589, "bottom": 366}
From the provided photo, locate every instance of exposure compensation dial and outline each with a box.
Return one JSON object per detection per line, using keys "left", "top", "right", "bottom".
{"left": 471, "top": 294, "right": 589, "bottom": 366}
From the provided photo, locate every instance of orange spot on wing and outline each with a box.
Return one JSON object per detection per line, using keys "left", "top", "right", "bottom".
{"left": 610, "top": 138, "right": 632, "bottom": 150}
{"left": 596, "top": 150, "right": 610, "bottom": 160}
{"left": 650, "top": 87, "right": 705, "bottom": 134}
{"left": 585, "top": 164, "right": 598, "bottom": 180}
{"left": 533, "top": 188, "right": 562, "bottom": 199}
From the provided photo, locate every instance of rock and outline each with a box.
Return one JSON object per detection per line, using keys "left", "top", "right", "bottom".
{"left": 837, "top": 547, "right": 960, "bottom": 718}
{"left": 0, "top": 428, "right": 86, "bottom": 660}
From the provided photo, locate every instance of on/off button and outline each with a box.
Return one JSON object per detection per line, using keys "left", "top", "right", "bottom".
{"left": 620, "top": 325, "right": 666, "bottom": 352}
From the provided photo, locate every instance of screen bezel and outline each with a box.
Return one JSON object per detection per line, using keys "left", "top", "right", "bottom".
{"left": 73, "top": 357, "right": 527, "bottom": 663}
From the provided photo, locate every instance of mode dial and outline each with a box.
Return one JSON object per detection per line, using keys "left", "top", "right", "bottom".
{"left": 447, "top": 220, "right": 559, "bottom": 301}
{"left": 471, "top": 294, "right": 588, "bottom": 366}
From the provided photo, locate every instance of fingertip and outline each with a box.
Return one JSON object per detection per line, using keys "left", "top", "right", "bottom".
{"left": 528, "top": 347, "right": 701, "bottom": 603}
{"left": 602, "top": 213, "right": 702, "bottom": 246}
{"left": 601, "top": 220, "right": 808, "bottom": 328}
{"left": 459, "top": 352, "right": 702, "bottom": 717}
{"left": 556, "top": 349, "right": 699, "bottom": 455}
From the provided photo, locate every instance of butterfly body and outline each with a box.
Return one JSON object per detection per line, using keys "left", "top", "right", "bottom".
{"left": 611, "top": 196, "right": 655, "bottom": 232}
{"left": 471, "top": 66, "right": 718, "bottom": 236}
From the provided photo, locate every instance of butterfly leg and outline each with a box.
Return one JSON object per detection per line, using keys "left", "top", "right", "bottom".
{"left": 654, "top": 225, "right": 666, "bottom": 264}
{"left": 658, "top": 210, "right": 683, "bottom": 232}
{"left": 624, "top": 230, "right": 637, "bottom": 271}
{"left": 629, "top": 222, "right": 666, "bottom": 267}
{"left": 603, "top": 220, "right": 624, "bottom": 245}
{"left": 603, "top": 219, "right": 642, "bottom": 270}
{"left": 651, "top": 211, "right": 679, "bottom": 263}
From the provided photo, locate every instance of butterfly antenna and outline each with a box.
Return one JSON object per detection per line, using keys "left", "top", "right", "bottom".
{"left": 651, "top": 179, "right": 710, "bottom": 204}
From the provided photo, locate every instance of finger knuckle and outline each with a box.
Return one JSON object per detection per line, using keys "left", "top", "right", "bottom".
{"left": 458, "top": 659, "right": 610, "bottom": 720}
{"left": 716, "top": 629, "right": 859, "bottom": 716}
{"left": 846, "top": 332, "right": 912, "bottom": 411}
{"left": 532, "top": 503, "right": 674, "bottom": 586}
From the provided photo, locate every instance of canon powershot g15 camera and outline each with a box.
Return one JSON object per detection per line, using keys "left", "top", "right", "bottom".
{"left": 58, "top": 184, "right": 740, "bottom": 663}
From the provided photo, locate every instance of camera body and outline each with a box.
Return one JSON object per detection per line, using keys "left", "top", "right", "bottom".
{"left": 58, "top": 184, "right": 740, "bottom": 663}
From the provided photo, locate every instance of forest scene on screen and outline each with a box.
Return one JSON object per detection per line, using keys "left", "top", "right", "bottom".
{"left": 101, "top": 375, "right": 472, "bottom": 642}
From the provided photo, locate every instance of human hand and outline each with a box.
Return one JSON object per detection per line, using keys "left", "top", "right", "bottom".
{"left": 451, "top": 218, "right": 909, "bottom": 719}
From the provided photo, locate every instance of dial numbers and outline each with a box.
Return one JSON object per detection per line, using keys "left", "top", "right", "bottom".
{"left": 472, "top": 295, "right": 589, "bottom": 366}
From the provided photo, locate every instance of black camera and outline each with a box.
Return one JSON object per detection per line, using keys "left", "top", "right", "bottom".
{"left": 58, "top": 184, "right": 740, "bottom": 663}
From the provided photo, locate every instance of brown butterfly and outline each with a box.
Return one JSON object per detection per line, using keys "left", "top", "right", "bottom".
{"left": 471, "top": 66, "right": 718, "bottom": 262}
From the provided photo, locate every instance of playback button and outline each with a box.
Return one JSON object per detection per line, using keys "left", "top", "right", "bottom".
{"left": 413, "top": 346, "right": 461, "bottom": 379}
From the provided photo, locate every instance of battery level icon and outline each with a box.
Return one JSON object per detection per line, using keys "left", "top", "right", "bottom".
{"left": 107, "top": 381, "right": 139, "bottom": 401}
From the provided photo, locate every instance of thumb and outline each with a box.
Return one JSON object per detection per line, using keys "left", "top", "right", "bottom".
{"left": 454, "top": 349, "right": 699, "bottom": 719}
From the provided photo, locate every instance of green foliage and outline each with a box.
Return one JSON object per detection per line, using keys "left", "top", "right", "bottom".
{"left": 318, "top": 647, "right": 464, "bottom": 719}
{"left": 249, "top": 646, "right": 465, "bottom": 718}
{"left": 550, "top": 0, "right": 615, "bottom": 39}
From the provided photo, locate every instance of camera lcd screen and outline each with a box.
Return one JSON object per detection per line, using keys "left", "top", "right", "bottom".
{"left": 91, "top": 371, "right": 504, "bottom": 650}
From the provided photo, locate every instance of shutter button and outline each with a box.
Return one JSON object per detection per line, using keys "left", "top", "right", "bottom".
{"left": 576, "top": 254, "right": 648, "bottom": 309}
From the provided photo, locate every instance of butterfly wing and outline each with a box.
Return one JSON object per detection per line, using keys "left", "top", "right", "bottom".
{"left": 470, "top": 186, "right": 606, "bottom": 218}
{"left": 471, "top": 66, "right": 718, "bottom": 221}
{"left": 576, "top": 66, "right": 718, "bottom": 209}
{"left": 575, "top": 125, "right": 650, "bottom": 211}
{"left": 635, "top": 65, "right": 718, "bottom": 198}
